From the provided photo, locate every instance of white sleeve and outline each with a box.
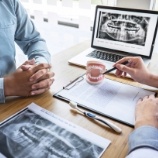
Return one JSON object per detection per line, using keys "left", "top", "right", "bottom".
{"left": 126, "top": 148, "right": 158, "bottom": 158}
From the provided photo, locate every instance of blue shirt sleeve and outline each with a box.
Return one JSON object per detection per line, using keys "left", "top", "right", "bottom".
{"left": 0, "top": 78, "right": 5, "bottom": 103}
{"left": 0, "top": 0, "right": 52, "bottom": 103}
{"left": 14, "top": 0, "right": 51, "bottom": 64}
{"left": 128, "top": 126, "right": 158, "bottom": 154}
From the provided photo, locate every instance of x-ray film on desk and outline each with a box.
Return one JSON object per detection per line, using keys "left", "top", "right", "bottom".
{"left": 69, "top": 5, "right": 158, "bottom": 70}
{"left": 0, "top": 103, "right": 110, "bottom": 158}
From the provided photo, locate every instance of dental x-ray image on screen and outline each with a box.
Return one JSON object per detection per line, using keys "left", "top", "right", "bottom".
{"left": 97, "top": 12, "right": 149, "bottom": 46}
{"left": 0, "top": 104, "right": 106, "bottom": 158}
{"left": 68, "top": 6, "right": 158, "bottom": 69}
{"left": 92, "top": 6, "right": 158, "bottom": 57}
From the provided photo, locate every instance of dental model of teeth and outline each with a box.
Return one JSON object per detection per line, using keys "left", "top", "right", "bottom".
{"left": 86, "top": 60, "right": 128, "bottom": 84}
{"left": 86, "top": 61, "right": 106, "bottom": 84}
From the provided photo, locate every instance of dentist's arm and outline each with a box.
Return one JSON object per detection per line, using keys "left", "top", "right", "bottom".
{"left": 126, "top": 94, "right": 158, "bottom": 158}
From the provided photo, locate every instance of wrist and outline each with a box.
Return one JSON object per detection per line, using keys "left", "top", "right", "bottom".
{"left": 135, "top": 115, "right": 158, "bottom": 129}
{"left": 4, "top": 75, "right": 15, "bottom": 96}
{"left": 145, "top": 73, "right": 158, "bottom": 88}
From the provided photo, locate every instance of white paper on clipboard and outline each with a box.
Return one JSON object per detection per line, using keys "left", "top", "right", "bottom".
{"left": 54, "top": 75, "right": 155, "bottom": 126}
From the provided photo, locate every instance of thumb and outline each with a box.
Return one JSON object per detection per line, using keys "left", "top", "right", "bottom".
{"left": 116, "top": 64, "right": 134, "bottom": 75}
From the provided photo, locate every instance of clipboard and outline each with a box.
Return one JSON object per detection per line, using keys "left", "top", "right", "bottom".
{"left": 53, "top": 74, "right": 156, "bottom": 127}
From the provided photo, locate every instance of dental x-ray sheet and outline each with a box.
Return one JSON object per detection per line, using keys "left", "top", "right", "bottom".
{"left": 54, "top": 75, "right": 155, "bottom": 126}
{"left": 0, "top": 103, "right": 110, "bottom": 158}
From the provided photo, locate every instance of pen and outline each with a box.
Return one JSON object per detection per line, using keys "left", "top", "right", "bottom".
{"left": 69, "top": 101, "right": 122, "bottom": 133}
{"left": 103, "top": 61, "right": 128, "bottom": 74}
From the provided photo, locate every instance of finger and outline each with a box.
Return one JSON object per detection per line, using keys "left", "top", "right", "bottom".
{"left": 30, "top": 63, "right": 52, "bottom": 74}
{"left": 129, "top": 61, "right": 136, "bottom": 68}
{"left": 30, "top": 78, "right": 54, "bottom": 95}
{"left": 30, "top": 87, "right": 50, "bottom": 96}
{"left": 137, "top": 98, "right": 143, "bottom": 104}
{"left": 149, "top": 94, "right": 156, "bottom": 99}
{"left": 30, "top": 69, "right": 54, "bottom": 82}
{"left": 30, "top": 68, "right": 48, "bottom": 82}
{"left": 115, "top": 69, "right": 123, "bottom": 77}
{"left": 123, "top": 72, "right": 127, "bottom": 77}
{"left": 29, "top": 63, "right": 52, "bottom": 82}
{"left": 31, "top": 78, "right": 54, "bottom": 91}
{"left": 37, "top": 72, "right": 55, "bottom": 82}
{"left": 20, "top": 59, "right": 36, "bottom": 71}
{"left": 148, "top": 94, "right": 158, "bottom": 103}
{"left": 143, "top": 95, "right": 149, "bottom": 100}
{"left": 115, "top": 64, "right": 133, "bottom": 75}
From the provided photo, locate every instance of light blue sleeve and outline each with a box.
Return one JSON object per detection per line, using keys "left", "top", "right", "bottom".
{"left": 0, "top": 78, "right": 5, "bottom": 103}
{"left": 127, "top": 126, "right": 158, "bottom": 157}
{"left": 14, "top": 0, "right": 51, "bottom": 64}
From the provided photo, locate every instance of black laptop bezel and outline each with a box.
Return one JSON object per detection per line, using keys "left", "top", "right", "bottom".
{"left": 91, "top": 5, "right": 158, "bottom": 59}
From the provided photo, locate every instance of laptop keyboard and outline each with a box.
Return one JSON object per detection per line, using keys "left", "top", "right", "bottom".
{"left": 87, "top": 50, "right": 124, "bottom": 62}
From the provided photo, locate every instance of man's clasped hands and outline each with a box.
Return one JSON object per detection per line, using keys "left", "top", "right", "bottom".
{"left": 4, "top": 59, "right": 55, "bottom": 97}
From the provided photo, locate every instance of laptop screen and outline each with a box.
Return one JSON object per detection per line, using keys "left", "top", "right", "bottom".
{"left": 91, "top": 6, "right": 158, "bottom": 58}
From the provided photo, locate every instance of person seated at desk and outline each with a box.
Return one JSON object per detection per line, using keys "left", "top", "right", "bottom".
{"left": 114, "top": 57, "right": 158, "bottom": 158}
{"left": 0, "top": 0, "right": 55, "bottom": 103}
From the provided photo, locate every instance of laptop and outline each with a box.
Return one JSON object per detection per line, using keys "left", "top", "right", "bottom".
{"left": 68, "top": 5, "right": 158, "bottom": 71}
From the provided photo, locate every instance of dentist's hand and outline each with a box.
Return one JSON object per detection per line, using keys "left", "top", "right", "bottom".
{"left": 135, "top": 94, "right": 158, "bottom": 129}
{"left": 114, "top": 57, "right": 150, "bottom": 84}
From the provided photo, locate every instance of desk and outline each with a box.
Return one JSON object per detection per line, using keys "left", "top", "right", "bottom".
{"left": 0, "top": 40, "right": 158, "bottom": 158}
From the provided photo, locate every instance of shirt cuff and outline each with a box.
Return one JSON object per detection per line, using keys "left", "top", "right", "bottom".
{"left": 0, "top": 78, "right": 5, "bottom": 103}
{"left": 35, "top": 57, "right": 50, "bottom": 64}
{"left": 128, "top": 126, "right": 158, "bottom": 154}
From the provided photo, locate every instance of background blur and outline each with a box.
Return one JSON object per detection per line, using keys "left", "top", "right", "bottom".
{"left": 16, "top": 0, "right": 158, "bottom": 66}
